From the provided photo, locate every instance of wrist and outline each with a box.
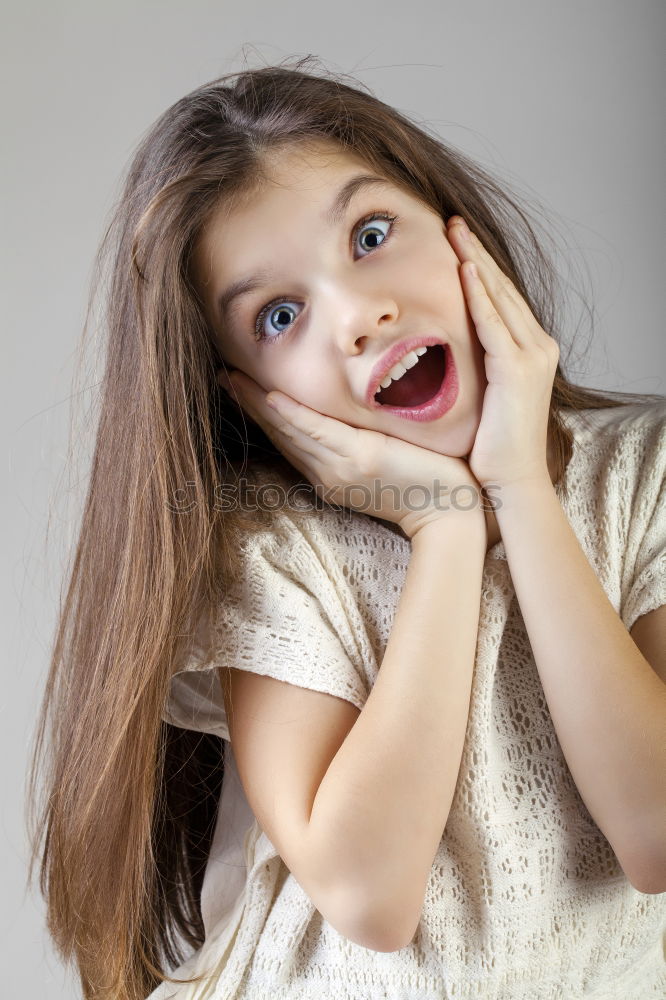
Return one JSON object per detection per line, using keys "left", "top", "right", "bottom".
{"left": 480, "top": 465, "right": 552, "bottom": 494}
{"left": 403, "top": 504, "right": 487, "bottom": 544}
{"left": 494, "top": 475, "right": 557, "bottom": 520}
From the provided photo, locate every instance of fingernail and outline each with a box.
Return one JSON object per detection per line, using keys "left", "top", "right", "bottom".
{"left": 267, "top": 391, "right": 287, "bottom": 409}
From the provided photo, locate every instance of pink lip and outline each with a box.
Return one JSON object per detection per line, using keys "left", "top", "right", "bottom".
{"left": 365, "top": 339, "right": 459, "bottom": 423}
{"left": 365, "top": 335, "right": 447, "bottom": 405}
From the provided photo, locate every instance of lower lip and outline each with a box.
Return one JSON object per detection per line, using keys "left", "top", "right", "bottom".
{"left": 375, "top": 344, "right": 459, "bottom": 422}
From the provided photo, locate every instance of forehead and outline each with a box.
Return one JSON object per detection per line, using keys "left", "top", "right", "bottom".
{"left": 194, "top": 141, "right": 394, "bottom": 276}
{"left": 261, "top": 140, "right": 379, "bottom": 194}
{"left": 211, "top": 141, "right": 383, "bottom": 228}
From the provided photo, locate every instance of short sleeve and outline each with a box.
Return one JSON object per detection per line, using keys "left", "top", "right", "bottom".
{"left": 620, "top": 403, "right": 666, "bottom": 632}
{"left": 162, "top": 512, "right": 371, "bottom": 741}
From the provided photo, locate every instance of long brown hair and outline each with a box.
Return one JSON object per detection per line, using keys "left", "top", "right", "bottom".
{"left": 25, "top": 54, "right": 664, "bottom": 999}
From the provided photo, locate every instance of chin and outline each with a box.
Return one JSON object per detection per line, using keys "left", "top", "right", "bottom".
{"left": 428, "top": 432, "right": 475, "bottom": 460}
{"left": 376, "top": 420, "right": 473, "bottom": 462}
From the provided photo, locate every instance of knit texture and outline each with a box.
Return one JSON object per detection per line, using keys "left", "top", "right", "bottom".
{"left": 153, "top": 401, "right": 666, "bottom": 1000}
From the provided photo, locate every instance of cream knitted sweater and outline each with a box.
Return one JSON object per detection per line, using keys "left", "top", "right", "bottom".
{"left": 152, "top": 401, "right": 666, "bottom": 1000}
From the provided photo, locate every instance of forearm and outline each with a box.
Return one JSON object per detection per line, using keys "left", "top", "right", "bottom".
{"left": 308, "top": 514, "right": 486, "bottom": 948}
{"left": 496, "top": 478, "right": 666, "bottom": 892}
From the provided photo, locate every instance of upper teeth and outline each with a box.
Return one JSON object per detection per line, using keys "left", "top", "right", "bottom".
{"left": 378, "top": 346, "right": 429, "bottom": 390}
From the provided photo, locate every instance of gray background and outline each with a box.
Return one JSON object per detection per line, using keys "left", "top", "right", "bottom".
{"left": 2, "top": 1, "right": 664, "bottom": 996}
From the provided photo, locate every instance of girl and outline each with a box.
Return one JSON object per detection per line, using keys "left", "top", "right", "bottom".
{"left": 27, "top": 57, "right": 665, "bottom": 1000}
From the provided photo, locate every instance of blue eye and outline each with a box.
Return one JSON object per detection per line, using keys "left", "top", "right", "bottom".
{"left": 253, "top": 211, "right": 398, "bottom": 342}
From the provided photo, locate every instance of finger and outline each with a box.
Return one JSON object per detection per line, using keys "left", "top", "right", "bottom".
{"left": 451, "top": 222, "right": 561, "bottom": 357}
{"left": 460, "top": 261, "right": 521, "bottom": 357}
{"left": 226, "top": 375, "right": 325, "bottom": 463}
{"left": 448, "top": 219, "right": 535, "bottom": 349}
{"left": 265, "top": 390, "right": 363, "bottom": 462}
{"left": 447, "top": 217, "right": 528, "bottom": 307}
{"left": 465, "top": 256, "right": 534, "bottom": 351}
{"left": 229, "top": 375, "right": 371, "bottom": 489}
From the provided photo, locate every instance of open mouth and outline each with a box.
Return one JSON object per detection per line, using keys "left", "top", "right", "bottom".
{"left": 374, "top": 344, "right": 447, "bottom": 408}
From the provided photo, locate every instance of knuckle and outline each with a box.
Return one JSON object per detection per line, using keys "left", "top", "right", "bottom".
{"left": 540, "top": 336, "right": 560, "bottom": 365}
{"left": 533, "top": 350, "right": 551, "bottom": 372}
{"left": 484, "top": 308, "right": 503, "bottom": 326}
{"left": 356, "top": 447, "right": 379, "bottom": 480}
{"left": 278, "top": 422, "right": 296, "bottom": 442}
{"left": 327, "top": 452, "right": 353, "bottom": 485}
{"left": 356, "top": 433, "right": 386, "bottom": 479}
{"left": 297, "top": 415, "right": 320, "bottom": 442}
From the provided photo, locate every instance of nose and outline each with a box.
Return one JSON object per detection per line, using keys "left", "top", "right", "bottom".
{"left": 334, "top": 287, "right": 400, "bottom": 355}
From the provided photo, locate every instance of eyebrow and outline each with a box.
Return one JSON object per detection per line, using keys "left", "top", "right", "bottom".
{"left": 217, "top": 173, "right": 390, "bottom": 319}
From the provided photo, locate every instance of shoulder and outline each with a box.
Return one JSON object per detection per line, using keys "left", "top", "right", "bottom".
{"left": 561, "top": 398, "right": 666, "bottom": 487}
{"left": 561, "top": 396, "right": 665, "bottom": 443}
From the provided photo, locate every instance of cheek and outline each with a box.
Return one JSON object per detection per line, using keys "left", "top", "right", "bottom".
{"left": 279, "top": 364, "right": 352, "bottom": 420}
{"left": 414, "top": 231, "right": 463, "bottom": 295}
{"left": 423, "top": 254, "right": 466, "bottom": 316}
{"left": 271, "top": 356, "right": 336, "bottom": 403}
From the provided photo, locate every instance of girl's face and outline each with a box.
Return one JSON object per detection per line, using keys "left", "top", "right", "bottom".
{"left": 193, "top": 140, "right": 487, "bottom": 458}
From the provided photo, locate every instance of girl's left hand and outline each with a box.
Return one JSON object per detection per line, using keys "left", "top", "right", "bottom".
{"left": 446, "top": 216, "right": 560, "bottom": 491}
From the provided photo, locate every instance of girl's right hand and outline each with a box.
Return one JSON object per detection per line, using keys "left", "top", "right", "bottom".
{"left": 219, "top": 370, "right": 488, "bottom": 542}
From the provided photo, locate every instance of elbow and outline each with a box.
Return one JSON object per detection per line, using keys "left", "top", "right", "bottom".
{"left": 620, "top": 810, "right": 666, "bottom": 894}
{"left": 324, "top": 883, "right": 420, "bottom": 952}
{"left": 346, "top": 920, "right": 417, "bottom": 954}
{"left": 628, "top": 875, "right": 666, "bottom": 895}
{"left": 353, "top": 911, "right": 419, "bottom": 953}
{"left": 312, "top": 884, "right": 391, "bottom": 952}
{"left": 349, "top": 891, "right": 421, "bottom": 953}
{"left": 627, "top": 864, "right": 666, "bottom": 896}
{"left": 622, "top": 845, "right": 666, "bottom": 895}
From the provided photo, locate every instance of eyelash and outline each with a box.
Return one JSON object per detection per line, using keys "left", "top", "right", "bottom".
{"left": 253, "top": 210, "right": 400, "bottom": 342}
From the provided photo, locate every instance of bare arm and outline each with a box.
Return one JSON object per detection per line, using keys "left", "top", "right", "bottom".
{"left": 218, "top": 362, "right": 490, "bottom": 947}
{"left": 307, "top": 512, "right": 486, "bottom": 951}
{"left": 496, "top": 478, "right": 666, "bottom": 893}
